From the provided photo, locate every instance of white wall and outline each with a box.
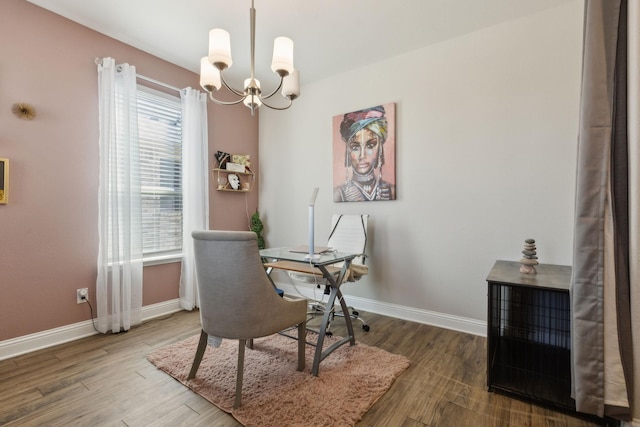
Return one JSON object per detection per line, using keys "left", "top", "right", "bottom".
{"left": 259, "top": 1, "right": 583, "bottom": 334}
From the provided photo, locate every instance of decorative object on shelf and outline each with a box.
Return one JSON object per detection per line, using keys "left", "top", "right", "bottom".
{"left": 212, "top": 168, "right": 254, "bottom": 192}
{"left": 199, "top": 0, "right": 300, "bottom": 115}
{"left": 232, "top": 154, "right": 251, "bottom": 171}
{"left": 225, "top": 162, "right": 246, "bottom": 173}
{"left": 232, "top": 154, "right": 250, "bottom": 165}
{"left": 214, "top": 151, "right": 231, "bottom": 169}
{"left": 0, "top": 158, "right": 8, "bottom": 204}
{"left": 228, "top": 173, "right": 240, "bottom": 190}
{"left": 11, "top": 103, "right": 36, "bottom": 120}
{"left": 250, "top": 210, "right": 265, "bottom": 249}
{"left": 217, "top": 174, "right": 227, "bottom": 190}
{"left": 519, "top": 238, "right": 539, "bottom": 274}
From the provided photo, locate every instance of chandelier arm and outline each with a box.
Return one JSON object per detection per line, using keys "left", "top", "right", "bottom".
{"left": 258, "top": 95, "right": 293, "bottom": 111}
{"left": 220, "top": 71, "right": 246, "bottom": 97}
{"left": 259, "top": 76, "right": 285, "bottom": 100}
{"left": 206, "top": 91, "right": 246, "bottom": 106}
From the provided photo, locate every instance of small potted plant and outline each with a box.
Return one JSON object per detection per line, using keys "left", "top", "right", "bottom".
{"left": 250, "top": 210, "right": 265, "bottom": 250}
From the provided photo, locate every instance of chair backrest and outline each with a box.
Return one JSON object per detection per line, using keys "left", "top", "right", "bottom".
{"left": 327, "top": 214, "right": 369, "bottom": 265}
{"left": 191, "top": 230, "right": 292, "bottom": 339}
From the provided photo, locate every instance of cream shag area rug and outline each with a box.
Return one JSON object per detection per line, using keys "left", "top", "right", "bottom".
{"left": 147, "top": 332, "right": 410, "bottom": 427}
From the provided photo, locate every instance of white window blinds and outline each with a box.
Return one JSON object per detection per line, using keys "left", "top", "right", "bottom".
{"left": 137, "top": 87, "right": 183, "bottom": 256}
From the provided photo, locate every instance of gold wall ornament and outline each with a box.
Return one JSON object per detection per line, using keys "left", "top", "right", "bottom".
{"left": 11, "top": 103, "right": 37, "bottom": 120}
{"left": 0, "top": 158, "right": 8, "bottom": 204}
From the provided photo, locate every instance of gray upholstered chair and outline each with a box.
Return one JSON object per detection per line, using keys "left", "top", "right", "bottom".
{"left": 187, "top": 230, "right": 307, "bottom": 408}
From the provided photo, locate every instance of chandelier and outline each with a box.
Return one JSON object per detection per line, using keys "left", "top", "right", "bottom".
{"left": 199, "top": 0, "right": 300, "bottom": 115}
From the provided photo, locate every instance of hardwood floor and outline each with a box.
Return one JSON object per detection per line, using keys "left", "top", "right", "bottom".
{"left": 0, "top": 308, "right": 609, "bottom": 426}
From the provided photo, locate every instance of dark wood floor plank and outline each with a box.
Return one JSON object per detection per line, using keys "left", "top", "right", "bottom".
{"left": 0, "top": 308, "right": 605, "bottom": 426}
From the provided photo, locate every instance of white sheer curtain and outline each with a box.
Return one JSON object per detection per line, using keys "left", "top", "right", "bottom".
{"left": 179, "top": 88, "right": 209, "bottom": 310}
{"left": 96, "top": 57, "right": 143, "bottom": 333}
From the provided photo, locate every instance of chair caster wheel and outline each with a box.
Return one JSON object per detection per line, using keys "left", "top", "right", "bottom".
{"left": 352, "top": 311, "right": 359, "bottom": 316}
{"left": 326, "top": 331, "right": 333, "bottom": 337}
{"left": 363, "top": 325, "right": 370, "bottom": 332}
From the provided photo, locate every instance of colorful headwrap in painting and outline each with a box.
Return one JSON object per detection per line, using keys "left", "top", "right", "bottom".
{"left": 339, "top": 105, "right": 388, "bottom": 144}
{"left": 339, "top": 105, "right": 387, "bottom": 168}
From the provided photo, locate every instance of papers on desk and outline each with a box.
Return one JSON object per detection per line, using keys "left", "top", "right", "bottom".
{"left": 288, "top": 245, "right": 334, "bottom": 254}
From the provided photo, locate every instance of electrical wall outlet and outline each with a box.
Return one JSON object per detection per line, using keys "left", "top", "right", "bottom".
{"left": 77, "top": 288, "right": 89, "bottom": 304}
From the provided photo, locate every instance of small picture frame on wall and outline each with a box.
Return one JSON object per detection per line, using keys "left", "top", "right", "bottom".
{"left": 0, "top": 158, "right": 8, "bottom": 204}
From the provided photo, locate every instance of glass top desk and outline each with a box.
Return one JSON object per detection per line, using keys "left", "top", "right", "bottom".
{"left": 260, "top": 247, "right": 359, "bottom": 376}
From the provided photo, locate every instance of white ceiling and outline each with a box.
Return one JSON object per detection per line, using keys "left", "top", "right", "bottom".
{"left": 27, "top": 0, "right": 573, "bottom": 87}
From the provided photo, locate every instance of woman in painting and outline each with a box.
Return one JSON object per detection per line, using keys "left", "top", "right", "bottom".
{"left": 334, "top": 105, "right": 395, "bottom": 202}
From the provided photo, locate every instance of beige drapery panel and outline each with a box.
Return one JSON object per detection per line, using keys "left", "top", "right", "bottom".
{"left": 571, "top": 0, "right": 635, "bottom": 420}
{"left": 571, "top": 1, "right": 640, "bottom": 422}
{"left": 627, "top": 1, "right": 640, "bottom": 425}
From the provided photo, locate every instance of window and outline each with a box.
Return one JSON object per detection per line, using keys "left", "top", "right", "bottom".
{"left": 137, "top": 86, "right": 183, "bottom": 259}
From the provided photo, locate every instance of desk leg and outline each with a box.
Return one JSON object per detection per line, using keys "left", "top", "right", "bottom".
{"left": 336, "top": 287, "right": 356, "bottom": 346}
{"left": 312, "top": 287, "right": 335, "bottom": 376}
{"left": 311, "top": 285, "right": 357, "bottom": 376}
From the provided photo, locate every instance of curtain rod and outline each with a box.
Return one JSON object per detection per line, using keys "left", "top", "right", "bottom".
{"left": 136, "top": 74, "right": 182, "bottom": 93}
{"left": 95, "top": 57, "right": 183, "bottom": 93}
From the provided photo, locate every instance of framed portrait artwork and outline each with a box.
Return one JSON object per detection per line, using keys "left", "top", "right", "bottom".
{"left": 0, "top": 158, "right": 8, "bottom": 204}
{"left": 332, "top": 102, "right": 396, "bottom": 202}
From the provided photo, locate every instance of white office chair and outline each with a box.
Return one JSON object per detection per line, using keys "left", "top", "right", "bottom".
{"left": 289, "top": 214, "right": 370, "bottom": 333}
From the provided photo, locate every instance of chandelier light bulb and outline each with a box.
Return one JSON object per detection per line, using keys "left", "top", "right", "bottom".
{"left": 244, "top": 78, "right": 261, "bottom": 91}
{"left": 200, "top": 57, "right": 221, "bottom": 91}
{"left": 243, "top": 94, "right": 262, "bottom": 109}
{"left": 271, "top": 37, "right": 294, "bottom": 76}
{"left": 282, "top": 69, "right": 300, "bottom": 99}
{"left": 208, "top": 29, "right": 233, "bottom": 70}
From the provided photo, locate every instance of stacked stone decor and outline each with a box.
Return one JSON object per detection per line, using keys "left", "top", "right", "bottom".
{"left": 519, "top": 238, "right": 539, "bottom": 274}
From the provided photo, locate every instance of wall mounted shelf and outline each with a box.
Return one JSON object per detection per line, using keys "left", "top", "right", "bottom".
{"left": 212, "top": 168, "right": 254, "bottom": 192}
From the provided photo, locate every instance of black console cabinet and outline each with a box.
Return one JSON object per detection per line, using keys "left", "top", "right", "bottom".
{"left": 486, "top": 260, "right": 574, "bottom": 411}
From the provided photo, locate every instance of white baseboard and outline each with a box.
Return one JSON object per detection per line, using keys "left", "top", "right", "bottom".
{"left": 0, "top": 299, "right": 183, "bottom": 361}
{"left": 276, "top": 282, "right": 487, "bottom": 337}
{"left": 141, "top": 298, "right": 183, "bottom": 322}
{"left": 0, "top": 289, "right": 486, "bottom": 362}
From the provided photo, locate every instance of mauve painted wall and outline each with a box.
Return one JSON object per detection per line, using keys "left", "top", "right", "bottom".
{"left": 0, "top": 0, "right": 258, "bottom": 341}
